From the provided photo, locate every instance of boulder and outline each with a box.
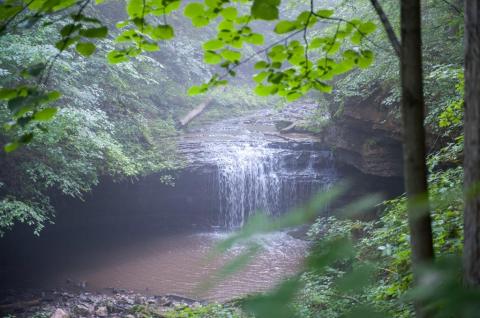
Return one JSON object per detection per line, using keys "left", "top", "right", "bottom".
{"left": 95, "top": 306, "right": 108, "bottom": 317}
{"left": 73, "top": 303, "right": 94, "bottom": 316}
{"left": 51, "top": 308, "right": 69, "bottom": 318}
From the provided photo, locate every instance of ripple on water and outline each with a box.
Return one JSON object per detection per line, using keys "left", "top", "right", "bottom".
{"left": 50, "top": 230, "right": 307, "bottom": 302}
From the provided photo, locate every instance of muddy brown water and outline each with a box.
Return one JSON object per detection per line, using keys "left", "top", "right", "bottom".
{"left": 0, "top": 229, "right": 307, "bottom": 302}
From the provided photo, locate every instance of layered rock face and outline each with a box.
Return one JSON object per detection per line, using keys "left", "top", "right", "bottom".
{"left": 273, "top": 96, "right": 404, "bottom": 178}
{"left": 318, "top": 96, "right": 403, "bottom": 178}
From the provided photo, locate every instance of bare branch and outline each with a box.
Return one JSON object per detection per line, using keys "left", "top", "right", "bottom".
{"left": 218, "top": 29, "right": 305, "bottom": 80}
{"left": 41, "top": 0, "right": 91, "bottom": 84}
{"left": 368, "top": 0, "right": 401, "bottom": 57}
{"left": 370, "top": 0, "right": 400, "bottom": 57}
{"left": 311, "top": 13, "right": 391, "bottom": 53}
{"left": 439, "top": 0, "right": 462, "bottom": 14}
{"left": 0, "top": 0, "right": 36, "bottom": 35}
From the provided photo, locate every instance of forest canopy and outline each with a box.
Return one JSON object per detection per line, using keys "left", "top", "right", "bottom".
{"left": 1, "top": 0, "right": 478, "bottom": 318}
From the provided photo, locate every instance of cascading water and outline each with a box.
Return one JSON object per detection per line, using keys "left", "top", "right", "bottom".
{"left": 214, "top": 143, "right": 281, "bottom": 228}
{"left": 179, "top": 107, "right": 338, "bottom": 229}
{"left": 209, "top": 141, "right": 337, "bottom": 229}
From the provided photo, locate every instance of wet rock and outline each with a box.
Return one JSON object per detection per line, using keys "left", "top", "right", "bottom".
{"left": 73, "top": 303, "right": 94, "bottom": 316}
{"left": 134, "top": 295, "right": 147, "bottom": 305}
{"left": 164, "top": 294, "right": 200, "bottom": 305}
{"left": 95, "top": 306, "right": 108, "bottom": 317}
{"left": 274, "top": 120, "right": 294, "bottom": 131}
{"left": 51, "top": 308, "right": 69, "bottom": 318}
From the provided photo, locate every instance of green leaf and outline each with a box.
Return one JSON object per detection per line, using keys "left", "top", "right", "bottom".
{"left": 76, "top": 42, "right": 96, "bottom": 56}
{"left": 296, "top": 11, "right": 316, "bottom": 26}
{"left": 107, "top": 50, "right": 129, "bottom": 63}
{"left": 218, "top": 20, "right": 234, "bottom": 32}
{"left": 359, "top": 21, "right": 376, "bottom": 34}
{"left": 351, "top": 31, "right": 363, "bottom": 44}
{"left": 33, "top": 108, "right": 57, "bottom": 121}
{"left": 55, "top": 37, "right": 78, "bottom": 51}
{"left": 21, "top": 63, "right": 45, "bottom": 78}
{"left": 205, "top": 0, "right": 219, "bottom": 8}
{"left": 286, "top": 91, "right": 303, "bottom": 101}
{"left": 255, "top": 84, "right": 277, "bottom": 96}
{"left": 79, "top": 26, "right": 108, "bottom": 38}
{"left": 0, "top": 88, "right": 17, "bottom": 100}
{"left": 46, "top": 91, "right": 61, "bottom": 102}
{"left": 204, "top": 51, "right": 222, "bottom": 64}
{"left": 326, "top": 41, "right": 341, "bottom": 54}
{"left": 139, "top": 40, "right": 159, "bottom": 51}
{"left": 192, "top": 16, "right": 210, "bottom": 27}
{"left": 336, "top": 264, "right": 376, "bottom": 293}
{"left": 116, "top": 20, "right": 129, "bottom": 28}
{"left": 268, "top": 72, "right": 284, "bottom": 84}
{"left": 274, "top": 20, "right": 297, "bottom": 34}
{"left": 188, "top": 85, "right": 207, "bottom": 95}
{"left": 221, "top": 7, "right": 237, "bottom": 20}
{"left": 242, "top": 279, "right": 301, "bottom": 318}
{"left": 127, "top": 0, "right": 144, "bottom": 17}
{"left": 221, "top": 49, "right": 241, "bottom": 62}
{"left": 254, "top": 61, "right": 269, "bottom": 69}
{"left": 4, "top": 142, "right": 19, "bottom": 153}
{"left": 203, "top": 39, "right": 224, "bottom": 50}
{"left": 184, "top": 3, "right": 204, "bottom": 18}
{"left": 343, "top": 49, "right": 358, "bottom": 60}
{"left": 164, "top": 0, "right": 181, "bottom": 14}
{"left": 245, "top": 33, "right": 264, "bottom": 45}
{"left": 253, "top": 71, "right": 269, "bottom": 83}
{"left": 313, "top": 81, "right": 333, "bottom": 93}
{"left": 19, "top": 133, "right": 33, "bottom": 144}
{"left": 151, "top": 24, "right": 174, "bottom": 40}
{"left": 60, "top": 23, "right": 81, "bottom": 37}
{"left": 310, "top": 37, "right": 325, "bottom": 49}
{"left": 316, "top": 9, "right": 334, "bottom": 18}
{"left": 358, "top": 50, "right": 374, "bottom": 68}
{"left": 251, "top": 0, "right": 280, "bottom": 21}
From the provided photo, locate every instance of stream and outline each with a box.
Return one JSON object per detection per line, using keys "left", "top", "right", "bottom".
{"left": 1, "top": 107, "right": 338, "bottom": 301}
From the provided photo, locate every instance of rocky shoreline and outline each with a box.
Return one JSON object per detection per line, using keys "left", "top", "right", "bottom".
{"left": 0, "top": 289, "right": 215, "bottom": 318}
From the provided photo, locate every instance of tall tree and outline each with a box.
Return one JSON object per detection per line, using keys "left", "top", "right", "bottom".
{"left": 463, "top": 0, "right": 480, "bottom": 286}
{"left": 400, "top": 0, "right": 434, "bottom": 264}
{"left": 400, "top": 0, "right": 434, "bottom": 316}
{"left": 370, "top": 0, "right": 435, "bottom": 316}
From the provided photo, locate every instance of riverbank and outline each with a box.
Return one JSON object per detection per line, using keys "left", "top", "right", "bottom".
{"left": 0, "top": 289, "right": 241, "bottom": 318}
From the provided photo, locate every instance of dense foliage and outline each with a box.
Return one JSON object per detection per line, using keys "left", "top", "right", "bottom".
{"left": 0, "top": 0, "right": 476, "bottom": 317}
{"left": 0, "top": 1, "right": 271, "bottom": 235}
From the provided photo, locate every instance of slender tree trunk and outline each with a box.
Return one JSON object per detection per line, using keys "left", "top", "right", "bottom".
{"left": 463, "top": 0, "right": 480, "bottom": 286}
{"left": 369, "top": 0, "right": 401, "bottom": 57}
{"left": 400, "top": 0, "right": 435, "bottom": 316}
{"left": 179, "top": 96, "right": 214, "bottom": 127}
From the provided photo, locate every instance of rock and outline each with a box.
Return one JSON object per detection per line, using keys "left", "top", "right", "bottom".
{"left": 317, "top": 91, "right": 404, "bottom": 178}
{"left": 73, "top": 303, "right": 94, "bottom": 316}
{"left": 146, "top": 297, "right": 157, "bottom": 304}
{"left": 51, "top": 308, "right": 69, "bottom": 318}
{"left": 95, "top": 306, "right": 108, "bottom": 317}
{"left": 274, "top": 120, "right": 294, "bottom": 131}
{"left": 134, "top": 295, "right": 146, "bottom": 305}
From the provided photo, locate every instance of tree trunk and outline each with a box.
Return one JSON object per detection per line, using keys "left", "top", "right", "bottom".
{"left": 463, "top": 0, "right": 480, "bottom": 286}
{"left": 369, "top": 0, "right": 401, "bottom": 57}
{"left": 179, "top": 96, "right": 215, "bottom": 127}
{"left": 400, "top": 0, "right": 435, "bottom": 316}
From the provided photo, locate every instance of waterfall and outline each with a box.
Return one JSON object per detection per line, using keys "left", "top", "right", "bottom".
{"left": 214, "top": 144, "right": 281, "bottom": 228}
{"left": 209, "top": 141, "right": 337, "bottom": 229}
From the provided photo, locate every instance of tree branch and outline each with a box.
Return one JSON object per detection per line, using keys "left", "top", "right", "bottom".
{"left": 439, "top": 0, "right": 462, "bottom": 14}
{"left": 368, "top": 0, "right": 401, "bottom": 58}
{"left": 0, "top": 0, "right": 36, "bottom": 35}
